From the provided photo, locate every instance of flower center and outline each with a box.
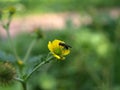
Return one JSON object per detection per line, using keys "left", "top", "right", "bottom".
{"left": 54, "top": 47, "right": 62, "bottom": 55}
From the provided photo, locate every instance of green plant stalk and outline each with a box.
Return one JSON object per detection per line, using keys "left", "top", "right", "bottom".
{"left": 14, "top": 77, "right": 24, "bottom": 83}
{"left": 4, "top": 13, "right": 21, "bottom": 61}
{"left": 6, "top": 30, "right": 20, "bottom": 61}
{"left": 22, "top": 82, "right": 27, "bottom": 90}
{"left": 23, "top": 39, "right": 37, "bottom": 63}
{"left": 25, "top": 54, "right": 53, "bottom": 81}
{"left": 14, "top": 77, "right": 27, "bottom": 90}
{"left": 6, "top": 14, "right": 12, "bottom": 30}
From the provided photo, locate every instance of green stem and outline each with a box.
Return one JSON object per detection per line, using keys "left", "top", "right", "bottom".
{"left": 14, "top": 77, "right": 24, "bottom": 83}
{"left": 25, "top": 54, "right": 53, "bottom": 81}
{"left": 22, "top": 82, "right": 27, "bottom": 90}
{"left": 3, "top": 13, "right": 20, "bottom": 61}
{"left": 6, "top": 30, "right": 20, "bottom": 61}
{"left": 23, "top": 39, "right": 36, "bottom": 63}
{"left": 14, "top": 77, "right": 27, "bottom": 90}
{"left": 6, "top": 14, "right": 12, "bottom": 30}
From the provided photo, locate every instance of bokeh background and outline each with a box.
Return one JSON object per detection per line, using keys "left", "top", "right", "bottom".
{"left": 0, "top": 0, "right": 120, "bottom": 90}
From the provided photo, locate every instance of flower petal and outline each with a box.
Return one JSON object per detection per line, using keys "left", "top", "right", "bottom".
{"left": 53, "top": 54, "right": 61, "bottom": 59}
{"left": 48, "top": 41, "right": 53, "bottom": 52}
{"left": 62, "top": 50, "right": 70, "bottom": 55}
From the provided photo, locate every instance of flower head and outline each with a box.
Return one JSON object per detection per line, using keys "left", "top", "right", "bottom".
{"left": 48, "top": 39, "right": 71, "bottom": 60}
{"left": 8, "top": 6, "right": 16, "bottom": 15}
{"left": 0, "top": 62, "right": 16, "bottom": 86}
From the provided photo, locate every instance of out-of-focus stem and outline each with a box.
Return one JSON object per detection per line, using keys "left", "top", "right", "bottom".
{"left": 23, "top": 39, "right": 36, "bottom": 63}
{"left": 6, "top": 29, "right": 20, "bottom": 61}
{"left": 14, "top": 77, "right": 24, "bottom": 83}
{"left": 22, "top": 82, "right": 27, "bottom": 90}
{"left": 14, "top": 77, "right": 27, "bottom": 90}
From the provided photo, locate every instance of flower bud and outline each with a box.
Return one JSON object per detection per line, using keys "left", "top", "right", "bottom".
{"left": 32, "top": 29, "right": 44, "bottom": 39}
{"left": 8, "top": 6, "right": 16, "bottom": 16}
{"left": 0, "top": 62, "right": 16, "bottom": 86}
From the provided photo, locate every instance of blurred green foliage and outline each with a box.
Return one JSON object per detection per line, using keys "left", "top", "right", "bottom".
{"left": 0, "top": 0, "right": 120, "bottom": 13}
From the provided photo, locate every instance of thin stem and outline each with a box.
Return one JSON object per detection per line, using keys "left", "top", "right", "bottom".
{"left": 14, "top": 77, "right": 24, "bottom": 83}
{"left": 25, "top": 54, "right": 53, "bottom": 81}
{"left": 23, "top": 39, "right": 36, "bottom": 63}
{"left": 6, "top": 14, "right": 12, "bottom": 30}
{"left": 6, "top": 29, "right": 20, "bottom": 61}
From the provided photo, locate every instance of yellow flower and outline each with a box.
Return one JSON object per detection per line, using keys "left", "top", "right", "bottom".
{"left": 48, "top": 39, "right": 71, "bottom": 60}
